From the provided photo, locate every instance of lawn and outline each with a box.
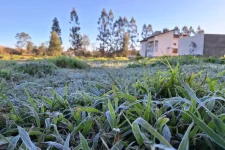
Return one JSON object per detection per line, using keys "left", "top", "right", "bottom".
{"left": 1, "top": 56, "right": 225, "bottom": 149}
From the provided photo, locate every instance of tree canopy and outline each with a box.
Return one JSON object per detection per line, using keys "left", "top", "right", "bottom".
{"left": 48, "top": 31, "right": 62, "bottom": 56}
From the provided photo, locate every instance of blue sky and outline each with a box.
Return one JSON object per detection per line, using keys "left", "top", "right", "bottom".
{"left": 0, "top": 0, "right": 225, "bottom": 49}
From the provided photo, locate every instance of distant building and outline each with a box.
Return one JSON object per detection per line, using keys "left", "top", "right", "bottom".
{"left": 140, "top": 29, "right": 225, "bottom": 57}
{"left": 179, "top": 34, "right": 225, "bottom": 57}
{"left": 140, "top": 30, "right": 180, "bottom": 57}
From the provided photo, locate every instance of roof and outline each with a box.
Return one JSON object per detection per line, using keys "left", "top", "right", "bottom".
{"left": 140, "top": 29, "right": 175, "bottom": 42}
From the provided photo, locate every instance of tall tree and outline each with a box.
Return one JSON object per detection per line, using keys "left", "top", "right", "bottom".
{"left": 81, "top": 34, "right": 90, "bottom": 49}
{"left": 91, "top": 43, "right": 97, "bottom": 51}
{"left": 163, "top": 28, "right": 170, "bottom": 33}
{"left": 123, "top": 17, "right": 129, "bottom": 30}
{"left": 128, "top": 17, "right": 138, "bottom": 49}
{"left": 26, "top": 41, "right": 33, "bottom": 53}
{"left": 113, "top": 16, "right": 128, "bottom": 50}
{"left": 48, "top": 31, "right": 62, "bottom": 56}
{"left": 15, "top": 32, "right": 31, "bottom": 49}
{"left": 147, "top": 24, "right": 153, "bottom": 36}
{"left": 189, "top": 26, "right": 195, "bottom": 35}
{"left": 69, "top": 8, "right": 82, "bottom": 55}
{"left": 196, "top": 26, "right": 205, "bottom": 34}
{"left": 113, "top": 16, "right": 123, "bottom": 50}
{"left": 51, "top": 17, "right": 62, "bottom": 44}
{"left": 174, "top": 26, "right": 180, "bottom": 34}
{"left": 141, "top": 24, "right": 153, "bottom": 39}
{"left": 182, "top": 26, "right": 189, "bottom": 35}
{"left": 122, "top": 32, "right": 129, "bottom": 56}
{"left": 97, "top": 8, "right": 110, "bottom": 55}
{"left": 141, "top": 24, "right": 148, "bottom": 39}
{"left": 108, "top": 9, "right": 115, "bottom": 51}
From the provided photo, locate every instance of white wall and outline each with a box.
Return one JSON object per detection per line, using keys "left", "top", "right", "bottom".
{"left": 178, "top": 34, "right": 204, "bottom": 55}
{"left": 146, "top": 38, "right": 155, "bottom": 57}
{"left": 140, "top": 31, "right": 179, "bottom": 57}
{"left": 154, "top": 31, "right": 178, "bottom": 56}
{"left": 140, "top": 42, "right": 147, "bottom": 57}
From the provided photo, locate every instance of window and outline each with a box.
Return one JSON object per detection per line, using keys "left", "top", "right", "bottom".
{"left": 155, "top": 41, "right": 158, "bottom": 47}
{"left": 172, "top": 48, "right": 178, "bottom": 53}
{"left": 146, "top": 41, "right": 154, "bottom": 52}
{"left": 173, "top": 43, "right": 177, "bottom": 46}
{"left": 155, "top": 41, "right": 158, "bottom": 52}
{"left": 149, "top": 42, "right": 153, "bottom": 47}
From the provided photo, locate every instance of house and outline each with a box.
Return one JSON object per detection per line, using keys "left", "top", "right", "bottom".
{"left": 140, "top": 30, "right": 180, "bottom": 57}
{"left": 140, "top": 29, "right": 225, "bottom": 57}
{"left": 178, "top": 34, "right": 225, "bottom": 57}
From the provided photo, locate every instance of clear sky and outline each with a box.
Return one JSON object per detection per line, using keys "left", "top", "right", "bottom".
{"left": 0, "top": 0, "right": 225, "bottom": 49}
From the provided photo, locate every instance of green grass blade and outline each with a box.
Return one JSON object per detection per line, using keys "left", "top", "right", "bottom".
{"left": 63, "top": 133, "right": 70, "bottom": 150}
{"left": 8, "top": 101, "right": 23, "bottom": 122}
{"left": 134, "top": 117, "right": 174, "bottom": 149}
{"left": 82, "top": 119, "right": 93, "bottom": 136}
{"left": 79, "top": 132, "right": 90, "bottom": 150}
{"left": 17, "top": 126, "right": 40, "bottom": 150}
{"left": 132, "top": 122, "right": 143, "bottom": 146}
{"left": 178, "top": 77, "right": 203, "bottom": 106}
{"left": 0, "top": 134, "right": 15, "bottom": 149}
{"left": 7, "top": 135, "right": 20, "bottom": 150}
{"left": 178, "top": 123, "right": 194, "bottom": 150}
{"left": 112, "top": 82, "right": 119, "bottom": 109}
{"left": 40, "top": 96, "right": 53, "bottom": 106}
{"left": 77, "top": 107, "right": 102, "bottom": 113}
{"left": 187, "top": 112, "right": 225, "bottom": 149}
{"left": 143, "top": 93, "right": 151, "bottom": 122}
{"left": 25, "top": 89, "right": 38, "bottom": 112}
{"left": 205, "top": 109, "right": 225, "bottom": 137}
{"left": 107, "top": 100, "right": 116, "bottom": 129}
{"left": 92, "top": 133, "right": 100, "bottom": 149}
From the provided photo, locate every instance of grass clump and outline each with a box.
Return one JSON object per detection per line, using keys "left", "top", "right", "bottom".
{"left": 127, "top": 63, "right": 141, "bottom": 68}
{"left": 203, "top": 57, "right": 225, "bottom": 64}
{"left": 1, "top": 66, "right": 225, "bottom": 149}
{"left": 0, "top": 70, "right": 12, "bottom": 80}
{"left": 157, "top": 55, "right": 202, "bottom": 66}
{"left": 0, "top": 60, "right": 16, "bottom": 69}
{"left": 1, "top": 59, "right": 225, "bottom": 149}
{"left": 50, "top": 56, "right": 89, "bottom": 69}
{"left": 16, "top": 61, "right": 57, "bottom": 76}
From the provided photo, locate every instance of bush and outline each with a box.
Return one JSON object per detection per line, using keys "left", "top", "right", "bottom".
{"left": 135, "top": 52, "right": 143, "bottom": 60}
{"left": 16, "top": 61, "right": 57, "bottom": 76}
{"left": 50, "top": 56, "right": 89, "bottom": 69}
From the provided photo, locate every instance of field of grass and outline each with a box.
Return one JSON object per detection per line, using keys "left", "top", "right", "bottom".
{"left": 0, "top": 54, "right": 129, "bottom": 61}
{"left": 1, "top": 56, "right": 225, "bottom": 149}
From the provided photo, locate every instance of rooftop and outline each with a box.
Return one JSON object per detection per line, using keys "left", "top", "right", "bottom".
{"left": 140, "top": 29, "right": 176, "bottom": 42}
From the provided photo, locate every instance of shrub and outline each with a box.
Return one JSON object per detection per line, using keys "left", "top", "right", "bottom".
{"left": 16, "top": 61, "right": 57, "bottom": 76}
{"left": 135, "top": 52, "right": 143, "bottom": 60}
{"left": 50, "top": 56, "right": 89, "bottom": 69}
